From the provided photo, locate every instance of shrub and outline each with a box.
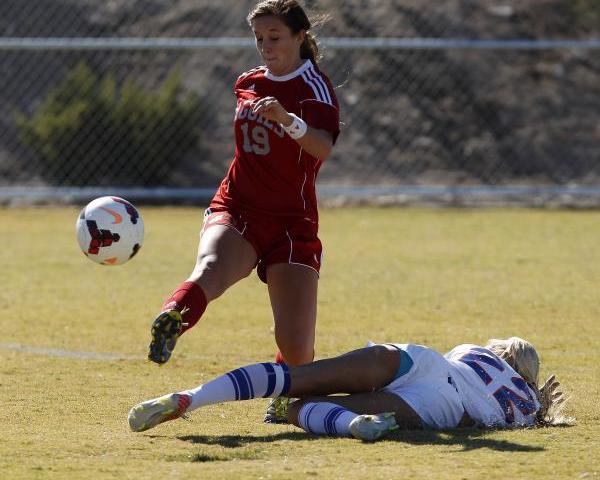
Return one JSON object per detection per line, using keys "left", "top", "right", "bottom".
{"left": 16, "top": 62, "right": 203, "bottom": 186}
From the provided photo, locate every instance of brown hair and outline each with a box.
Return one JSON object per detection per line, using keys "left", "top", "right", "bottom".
{"left": 247, "top": 0, "right": 322, "bottom": 66}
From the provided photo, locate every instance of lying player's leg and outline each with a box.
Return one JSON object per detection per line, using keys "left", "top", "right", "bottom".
{"left": 129, "top": 345, "right": 403, "bottom": 432}
{"left": 288, "top": 391, "right": 422, "bottom": 440}
{"left": 286, "top": 344, "right": 420, "bottom": 439}
{"left": 288, "top": 345, "right": 401, "bottom": 395}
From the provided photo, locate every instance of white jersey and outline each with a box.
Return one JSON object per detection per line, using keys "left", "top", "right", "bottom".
{"left": 445, "top": 344, "right": 540, "bottom": 428}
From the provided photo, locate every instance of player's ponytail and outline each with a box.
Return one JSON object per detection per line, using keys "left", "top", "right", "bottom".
{"left": 300, "top": 31, "right": 319, "bottom": 65}
{"left": 486, "top": 337, "right": 574, "bottom": 426}
{"left": 248, "top": 0, "right": 327, "bottom": 66}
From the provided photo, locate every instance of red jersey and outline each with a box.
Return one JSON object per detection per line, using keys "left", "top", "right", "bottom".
{"left": 211, "top": 60, "right": 340, "bottom": 220}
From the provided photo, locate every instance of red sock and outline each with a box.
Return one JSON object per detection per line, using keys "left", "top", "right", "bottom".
{"left": 274, "top": 350, "right": 315, "bottom": 364}
{"left": 161, "top": 281, "right": 207, "bottom": 335}
{"left": 274, "top": 350, "right": 285, "bottom": 364}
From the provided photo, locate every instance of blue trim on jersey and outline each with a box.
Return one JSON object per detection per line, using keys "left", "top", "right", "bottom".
{"left": 397, "top": 349, "right": 414, "bottom": 378}
{"left": 383, "top": 344, "right": 414, "bottom": 379}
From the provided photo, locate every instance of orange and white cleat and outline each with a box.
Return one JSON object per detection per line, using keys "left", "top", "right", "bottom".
{"left": 128, "top": 393, "right": 191, "bottom": 432}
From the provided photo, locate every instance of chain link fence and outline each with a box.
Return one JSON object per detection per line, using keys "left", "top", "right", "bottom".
{"left": 0, "top": 0, "right": 599, "bottom": 204}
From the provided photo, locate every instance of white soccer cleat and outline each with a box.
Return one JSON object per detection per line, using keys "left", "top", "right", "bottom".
{"left": 128, "top": 393, "right": 191, "bottom": 432}
{"left": 349, "top": 412, "right": 399, "bottom": 441}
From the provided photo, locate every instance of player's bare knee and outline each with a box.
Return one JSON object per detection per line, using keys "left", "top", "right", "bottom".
{"left": 191, "top": 253, "right": 229, "bottom": 298}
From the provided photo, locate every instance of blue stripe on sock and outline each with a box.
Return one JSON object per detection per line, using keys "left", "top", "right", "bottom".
{"left": 239, "top": 367, "right": 255, "bottom": 399}
{"left": 280, "top": 363, "right": 291, "bottom": 396}
{"left": 324, "top": 409, "right": 335, "bottom": 435}
{"left": 325, "top": 407, "right": 345, "bottom": 436}
{"left": 261, "top": 363, "right": 276, "bottom": 398}
{"left": 226, "top": 372, "right": 240, "bottom": 400}
{"left": 303, "top": 403, "right": 319, "bottom": 434}
{"left": 231, "top": 368, "right": 251, "bottom": 400}
{"left": 330, "top": 408, "right": 346, "bottom": 436}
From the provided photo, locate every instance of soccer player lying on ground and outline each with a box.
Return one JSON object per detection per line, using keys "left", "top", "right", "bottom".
{"left": 128, "top": 337, "right": 568, "bottom": 441}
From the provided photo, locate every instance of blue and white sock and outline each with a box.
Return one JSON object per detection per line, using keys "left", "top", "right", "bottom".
{"left": 297, "top": 402, "right": 358, "bottom": 437}
{"left": 182, "top": 362, "right": 291, "bottom": 411}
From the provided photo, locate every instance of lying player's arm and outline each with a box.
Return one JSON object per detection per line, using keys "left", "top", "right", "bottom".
{"left": 457, "top": 410, "right": 476, "bottom": 428}
{"left": 252, "top": 96, "right": 334, "bottom": 160}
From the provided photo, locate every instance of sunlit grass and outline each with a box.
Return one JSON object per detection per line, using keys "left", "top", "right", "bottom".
{"left": 2, "top": 206, "right": 599, "bottom": 479}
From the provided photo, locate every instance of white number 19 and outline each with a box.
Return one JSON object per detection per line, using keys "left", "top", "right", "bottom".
{"left": 241, "top": 123, "right": 270, "bottom": 155}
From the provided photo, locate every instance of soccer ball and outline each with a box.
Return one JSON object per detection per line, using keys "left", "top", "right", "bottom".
{"left": 76, "top": 196, "right": 144, "bottom": 265}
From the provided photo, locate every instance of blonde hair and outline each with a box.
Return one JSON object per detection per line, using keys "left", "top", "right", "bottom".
{"left": 486, "top": 337, "right": 573, "bottom": 426}
{"left": 486, "top": 336, "right": 540, "bottom": 387}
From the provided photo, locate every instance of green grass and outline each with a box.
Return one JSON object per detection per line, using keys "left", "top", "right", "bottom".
{"left": 2, "top": 206, "right": 599, "bottom": 479}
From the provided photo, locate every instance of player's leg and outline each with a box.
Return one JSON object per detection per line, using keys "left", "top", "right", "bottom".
{"left": 261, "top": 219, "right": 322, "bottom": 366}
{"left": 286, "top": 344, "right": 401, "bottom": 395}
{"left": 189, "top": 223, "right": 258, "bottom": 302}
{"left": 285, "top": 346, "right": 421, "bottom": 439}
{"left": 266, "top": 263, "right": 318, "bottom": 366}
{"left": 288, "top": 392, "right": 422, "bottom": 440}
{"left": 262, "top": 263, "right": 318, "bottom": 422}
{"left": 129, "top": 345, "right": 404, "bottom": 432}
{"left": 148, "top": 221, "right": 257, "bottom": 364}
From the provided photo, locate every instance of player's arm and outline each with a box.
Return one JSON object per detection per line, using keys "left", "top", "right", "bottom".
{"left": 252, "top": 96, "right": 334, "bottom": 160}
{"left": 287, "top": 123, "right": 333, "bottom": 160}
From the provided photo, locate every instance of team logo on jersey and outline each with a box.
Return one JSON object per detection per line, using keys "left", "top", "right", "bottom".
{"left": 235, "top": 99, "right": 285, "bottom": 138}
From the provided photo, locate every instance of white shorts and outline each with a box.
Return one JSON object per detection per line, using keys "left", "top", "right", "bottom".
{"left": 380, "top": 343, "right": 465, "bottom": 429}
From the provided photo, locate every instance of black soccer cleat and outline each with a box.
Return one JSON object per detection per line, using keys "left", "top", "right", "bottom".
{"left": 148, "top": 310, "right": 183, "bottom": 364}
{"left": 263, "top": 397, "right": 291, "bottom": 424}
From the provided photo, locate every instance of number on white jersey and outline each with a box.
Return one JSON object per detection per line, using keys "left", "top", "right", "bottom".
{"left": 457, "top": 348, "right": 537, "bottom": 424}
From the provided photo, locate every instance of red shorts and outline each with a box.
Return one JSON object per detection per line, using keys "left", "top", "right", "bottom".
{"left": 202, "top": 205, "right": 322, "bottom": 283}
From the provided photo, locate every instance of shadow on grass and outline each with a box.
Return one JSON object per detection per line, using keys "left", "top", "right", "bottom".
{"left": 177, "top": 431, "right": 319, "bottom": 448}
{"left": 388, "top": 428, "right": 545, "bottom": 452}
{"left": 177, "top": 427, "right": 545, "bottom": 452}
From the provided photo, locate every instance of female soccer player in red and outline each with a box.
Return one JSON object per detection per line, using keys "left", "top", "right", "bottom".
{"left": 147, "top": 0, "right": 340, "bottom": 409}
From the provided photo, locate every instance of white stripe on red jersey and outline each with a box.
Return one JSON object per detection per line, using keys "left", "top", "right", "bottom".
{"left": 301, "top": 66, "right": 333, "bottom": 105}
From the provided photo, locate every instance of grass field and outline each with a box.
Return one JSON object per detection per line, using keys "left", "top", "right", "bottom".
{"left": 2, "top": 206, "right": 599, "bottom": 479}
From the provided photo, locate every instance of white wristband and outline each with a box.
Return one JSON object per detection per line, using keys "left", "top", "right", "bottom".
{"left": 281, "top": 113, "right": 308, "bottom": 139}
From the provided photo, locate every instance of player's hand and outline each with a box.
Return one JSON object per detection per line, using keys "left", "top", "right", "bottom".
{"left": 251, "top": 96, "right": 293, "bottom": 126}
{"left": 537, "top": 374, "right": 564, "bottom": 419}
